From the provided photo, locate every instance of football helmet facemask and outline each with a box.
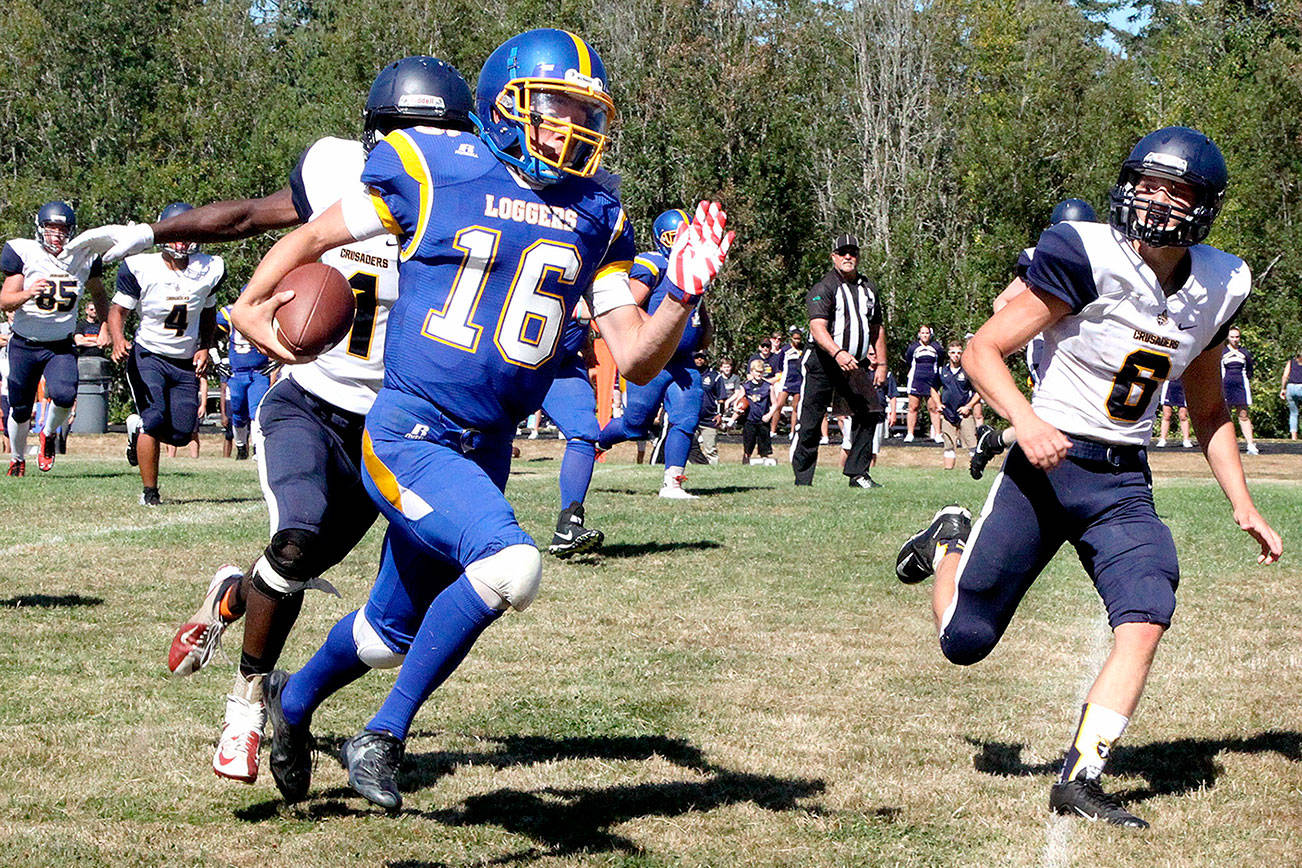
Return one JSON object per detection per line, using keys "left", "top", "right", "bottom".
{"left": 362, "top": 56, "right": 476, "bottom": 153}
{"left": 35, "top": 200, "right": 76, "bottom": 255}
{"left": 158, "top": 202, "right": 199, "bottom": 260}
{"left": 652, "top": 209, "right": 689, "bottom": 256}
{"left": 474, "top": 29, "right": 615, "bottom": 185}
{"left": 1109, "top": 126, "right": 1227, "bottom": 248}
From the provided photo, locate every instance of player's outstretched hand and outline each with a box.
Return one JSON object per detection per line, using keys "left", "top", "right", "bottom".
{"left": 667, "top": 201, "right": 734, "bottom": 299}
{"left": 1235, "top": 506, "right": 1282, "bottom": 565}
{"left": 1014, "top": 413, "right": 1070, "bottom": 471}
{"left": 65, "top": 223, "right": 155, "bottom": 265}
{"left": 230, "top": 289, "right": 316, "bottom": 365}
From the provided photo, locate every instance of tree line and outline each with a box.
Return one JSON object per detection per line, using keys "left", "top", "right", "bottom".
{"left": 2, "top": 0, "right": 1299, "bottom": 432}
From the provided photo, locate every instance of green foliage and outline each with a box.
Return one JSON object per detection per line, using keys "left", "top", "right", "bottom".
{"left": 2, "top": 0, "right": 1299, "bottom": 432}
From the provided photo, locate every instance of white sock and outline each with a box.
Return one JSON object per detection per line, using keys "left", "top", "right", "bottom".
{"left": 1060, "top": 702, "right": 1129, "bottom": 782}
{"left": 663, "top": 465, "right": 684, "bottom": 486}
{"left": 9, "top": 416, "right": 27, "bottom": 461}
{"left": 44, "top": 405, "right": 71, "bottom": 435}
{"left": 233, "top": 423, "right": 249, "bottom": 447}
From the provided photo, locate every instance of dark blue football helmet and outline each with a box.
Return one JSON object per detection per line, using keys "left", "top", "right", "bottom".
{"left": 158, "top": 202, "right": 198, "bottom": 259}
{"left": 474, "top": 29, "right": 614, "bottom": 185}
{"left": 362, "top": 56, "right": 475, "bottom": 153}
{"left": 1109, "top": 126, "right": 1227, "bottom": 247}
{"left": 1050, "top": 198, "right": 1097, "bottom": 224}
{"left": 35, "top": 200, "right": 76, "bottom": 255}
{"left": 652, "top": 209, "right": 689, "bottom": 256}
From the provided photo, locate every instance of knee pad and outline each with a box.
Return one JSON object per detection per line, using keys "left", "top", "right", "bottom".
{"left": 352, "top": 609, "right": 406, "bottom": 669}
{"left": 938, "top": 621, "right": 998, "bottom": 666}
{"left": 255, "top": 529, "right": 335, "bottom": 597}
{"left": 8, "top": 405, "right": 31, "bottom": 424}
{"left": 464, "top": 544, "right": 542, "bottom": 612}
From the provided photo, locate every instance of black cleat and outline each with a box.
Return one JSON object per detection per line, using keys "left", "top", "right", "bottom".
{"left": 340, "top": 730, "right": 405, "bottom": 811}
{"left": 895, "top": 505, "right": 971, "bottom": 583}
{"left": 139, "top": 487, "right": 161, "bottom": 507}
{"left": 848, "top": 474, "right": 882, "bottom": 489}
{"left": 126, "top": 424, "right": 140, "bottom": 467}
{"left": 548, "top": 502, "right": 604, "bottom": 558}
{"left": 235, "top": 444, "right": 249, "bottom": 461}
{"left": 1050, "top": 777, "right": 1149, "bottom": 829}
{"left": 265, "top": 669, "right": 314, "bottom": 803}
{"left": 969, "top": 425, "right": 1007, "bottom": 480}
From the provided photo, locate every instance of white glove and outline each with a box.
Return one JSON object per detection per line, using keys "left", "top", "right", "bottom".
{"left": 64, "top": 222, "right": 155, "bottom": 264}
{"left": 667, "top": 201, "right": 733, "bottom": 300}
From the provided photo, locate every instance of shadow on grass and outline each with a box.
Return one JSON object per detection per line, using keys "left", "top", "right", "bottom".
{"left": 239, "top": 733, "right": 828, "bottom": 860}
{"left": 0, "top": 593, "right": 103, "bottom": 609}
{"left": 595, "top": 540, "right": 723, "bottom": 559}
{"left": 592, "top": 484, "right": 769, "bottom": 497}
{"left": 968, "top": 730, "right": 1301, "bottom": 801}
{"left": 163, "top": 495, "right": 262, "bottom": 505}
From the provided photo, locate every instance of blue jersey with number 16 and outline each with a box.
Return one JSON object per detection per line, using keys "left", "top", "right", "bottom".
{"left": 362, "top": 129, "right": 635, "bottom": 429}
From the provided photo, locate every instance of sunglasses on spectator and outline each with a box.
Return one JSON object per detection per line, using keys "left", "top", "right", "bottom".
{"left": 834, "top": 247, "right": 859, "bottom": 257}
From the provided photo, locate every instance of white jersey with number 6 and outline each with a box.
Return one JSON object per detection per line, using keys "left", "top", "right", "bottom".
{"left": 1025, "top": 221, "right": 1249, "bottom": 446}
{"left": 285, "top": 136, "right": 399, "bottom": 414}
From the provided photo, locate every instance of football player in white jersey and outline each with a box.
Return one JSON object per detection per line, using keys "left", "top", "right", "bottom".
{"left": 0, "top": 201, "right": 110, "bottom": 474}
{"left": 68, "top": 57, "right": 477, "bottom": 786}
{"left": 895, "top": 127, "right": 1282, "bottom": 828}
{"left": 107, "top": 203, "right": 225, "bottom": 506}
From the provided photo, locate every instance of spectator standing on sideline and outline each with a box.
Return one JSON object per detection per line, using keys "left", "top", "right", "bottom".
{"left": 903, "top": 324, "right": 943, "bottom": 442}
{"left": 1156, "top": 379, "right": 1193, "bottom": 448}
{"left": 735, "top": 359, "right": 775, "bottom": 465}
{"left": 771, "top": 326, "right": 804, "bottom": 440}
{"left": 695, "top": 350, "right": 723, "bottom": 464}
{"left": 74, "top": 305, "right": 106, "bottom": 355}
{"left": 1220, "top": 327, "right": 1258, "bottom": 454}
{"left": 935, "top": 341, "right": 980, "bottom": 469}
{"left": 717, "top": 358, "right": 741, "bottom": 430}
{"left": 1281, "top": 350, "right": 1302, "bottom": 440}
{"left": 792, "top": 233, "right": 887, "bottom": 488}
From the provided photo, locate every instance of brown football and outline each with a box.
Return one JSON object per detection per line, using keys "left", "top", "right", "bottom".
{"left": 273, "top": 263, "right": 355, "bottom": 357}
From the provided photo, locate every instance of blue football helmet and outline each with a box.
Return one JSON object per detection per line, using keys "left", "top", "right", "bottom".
{"left": 362, "top": 56, "right": 475, "bottom": 153}
{"left": 1049, "top": 198, "right": 1097, "bottom": 224}
{"left": 1109, "top": 126, "right": 1227, "bottom": 247}
{"left": 157, "top": 202, "right": 199, "bottom": 259}
{"left": 474, "top": 29, "right": 615, "bottom": 185}
{"left": 652, "top": 209, "right": 689, "bottom": 256}
{"left": 35, "top": 200, "right": 76, "bottom": 255}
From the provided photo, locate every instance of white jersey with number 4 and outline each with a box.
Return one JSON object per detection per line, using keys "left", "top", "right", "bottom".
{"left": 285, "top": 136, "right": 398, "bottom": 414}
{"left": 113, "top": 251, "right": 224, "bottom": 358}
{"left": 1024, "top": 221, "right": 1249, "bottom": 446}
{"left": 0, "top": 238, "right": 102, "bottom": 342}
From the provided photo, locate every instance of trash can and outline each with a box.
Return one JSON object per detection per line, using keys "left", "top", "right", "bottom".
{"left": 73, "top": 354, "right": 113, "bottom": 434}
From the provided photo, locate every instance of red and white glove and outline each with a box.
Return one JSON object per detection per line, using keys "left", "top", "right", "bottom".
{"left": 667, "top": 201, "right": 734, "bottom": 302}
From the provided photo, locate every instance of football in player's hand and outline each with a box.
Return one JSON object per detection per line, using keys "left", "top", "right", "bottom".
{"left": 273, "top": 263, "right": 355, "bottom": 357}
{"left": 735, "top": 395, "right": 750, "bottom": 415}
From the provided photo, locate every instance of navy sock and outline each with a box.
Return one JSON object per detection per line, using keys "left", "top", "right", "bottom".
{"left": 366, "top": 575, "right": 500, "bottom": 741}
{"left": 280, "top": 610, "right": 369, "bottom": 726}
{"left": 558, "top": 439, "right": 597, "bottom": 508}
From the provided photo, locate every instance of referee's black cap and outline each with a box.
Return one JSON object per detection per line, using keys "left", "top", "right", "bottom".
{"left": 832, "top": 233, "right": 859, "bottom": 252}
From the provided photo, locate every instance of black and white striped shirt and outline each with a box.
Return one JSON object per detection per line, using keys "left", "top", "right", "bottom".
{"left": 807, "top": 269, "right": 882, "bottom": 360}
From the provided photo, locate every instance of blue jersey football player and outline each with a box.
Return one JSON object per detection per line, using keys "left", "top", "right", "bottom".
{"left": 230, "top": 29, "right": 733, "bottom": 809}
{"left": 895, "top": 127, "right": 1281, "bottom": 828}
{"left": 595, "top": 208, "right": 713, "bottom": 498}
{"left": 216, "top": 288, "right": 276, "bottom": 460}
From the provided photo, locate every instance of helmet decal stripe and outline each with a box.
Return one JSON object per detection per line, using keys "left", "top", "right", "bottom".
{"left": 564, "top": 30, "right": 592, "bottom": 77}
{"left": 385, "top": 130, "right": 435, "bottom": 261}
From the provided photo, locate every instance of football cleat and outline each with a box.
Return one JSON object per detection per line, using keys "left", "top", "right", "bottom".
{"left": 265, "top": 669, "right": 313, "bottom": 802}
{"left": 658, "top": 476, "right": 697, "bottom": 499}
{"left": 37, "top": 431, "right": 55, "bottom": 472}
{"left": 6, "top": 459, "right": 25, "bottom": 477}
{"left": 140, "top": 487, "right": 161, "bottom": 507}
{"left": 848, "top": 474, "right": 882, "bottom": 489}
{"left": 969, "top": 425, "right": 1008, "bottom": 480}
{"left": 548, "top": 502, "right": 604, "bottom": 558}
{"left": 1050, "top": 778, "right": 1149, "bottom": 829}
{"left": 168, "top": 565, "right": 243, "bottom": 677}
{"left": 896, "top": 505, "right": 972, "bottom": 584}
{"left": 340, "top": 730, "right": 406, "bottom": 811}
{"left": 125, "top": 414, "right": 141, "bottom": 466}
{"left": 235, "top": 444, "right": 249, "bottom": 461}
{"left": 213, "top": 674, "right": 265, "bottom": 784}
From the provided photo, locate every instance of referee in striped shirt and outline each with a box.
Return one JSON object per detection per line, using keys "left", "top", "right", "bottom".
{"left": 792, "top": 234, "right": 888, "bottom": 488}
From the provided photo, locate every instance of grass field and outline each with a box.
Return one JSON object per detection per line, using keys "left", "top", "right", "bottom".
{"left": 0, "top": 435, "right": 1298, "bottom": 867}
